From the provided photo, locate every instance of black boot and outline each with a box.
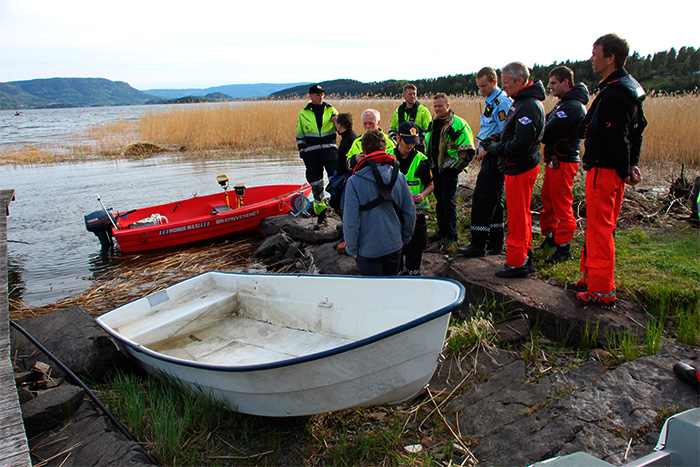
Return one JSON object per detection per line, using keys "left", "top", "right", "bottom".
{"left": 546, "top": 243, "right": 573, "bottom": 264}
{"left": 673, "top": 362, "right": 700, "bottom": 389}
{"left": 314, "top": 208, "right": 327, "bottom": 230}
{"left": 538, "top": 235, "right": 556, "bottom": 250}
{"left": 456, "top": 243, "right": 486, "bottom": 257}
{"left": 495, "top": 262, "right": 529, "bottom": 278}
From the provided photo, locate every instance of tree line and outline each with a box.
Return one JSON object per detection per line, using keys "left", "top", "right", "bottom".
{"left": 370, "top": 46, "right": 700, "bottom": 97}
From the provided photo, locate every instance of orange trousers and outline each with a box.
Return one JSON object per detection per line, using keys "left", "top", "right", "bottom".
{"left": 540, "top": 161, "right": 579, "bottom": 245}
{"left": 580, "top": 167, "right": 624, "bottom": 296}
{"left": 505, "top": 165, "right": 540, "bottom": 267}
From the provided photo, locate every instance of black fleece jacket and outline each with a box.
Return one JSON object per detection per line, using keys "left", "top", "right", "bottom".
{"left": 494, "top": 80, "right": 546, "bottom": 175}
{"left": 542, "top": 82, "right": 589, "bottom": 163}
{"left": 580, "top": 68, "right": 647, "bottom": 179}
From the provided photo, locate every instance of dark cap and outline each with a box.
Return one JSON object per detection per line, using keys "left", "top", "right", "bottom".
{"left": 309, "top": 84, "right": 325, "bottom": 94}
{"left": 398, "top": 121, "right": 420, "bottom": 144}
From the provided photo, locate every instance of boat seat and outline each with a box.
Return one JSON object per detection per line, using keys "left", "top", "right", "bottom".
{"left": 211, "top": 204, "right": 234, "bottom": 214}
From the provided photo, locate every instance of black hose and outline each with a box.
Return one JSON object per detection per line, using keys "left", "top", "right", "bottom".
{"left": 9, "top": 320, "right": 159, "bottom": 464}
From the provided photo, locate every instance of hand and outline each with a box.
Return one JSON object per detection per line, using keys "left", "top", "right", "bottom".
{"left": 331, "top": 114, "right": 338, "bottom": 123}
{"left": 476, "top": 149, "right": 488, "bottom": 162}
{"left": 481, "top": 138, "right": 497, "bottom": 154}
{"left": 413, "top": 193, "right": 425, "bottom": 203}
{"left": 630, "top": 166, "right": 643, "bottom": 184}
{"left": 623, "top": 166, "right": 643, "bottom": 186}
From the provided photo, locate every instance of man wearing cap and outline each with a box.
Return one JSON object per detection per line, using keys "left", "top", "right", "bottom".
{"left": 388, "top": 121, "right": 434, "bottom": 275}
{"left": 425, "top": 92, "right": 476, "bottom": 244}
{"left": 345, "top": 109, "right": 395, "bottom": 168}
{"left": 389, "top": 84, "right": 432, "bottom": 152}
{"left": 296, "top": 84, "right": 339, "bottom": 229}
{"left": 456, "top": 67, "right": 512, "bottom": 258}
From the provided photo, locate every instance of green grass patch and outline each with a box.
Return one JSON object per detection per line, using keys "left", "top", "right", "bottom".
{"left": 538, "top": 225, "right": 700, "bottom": 345}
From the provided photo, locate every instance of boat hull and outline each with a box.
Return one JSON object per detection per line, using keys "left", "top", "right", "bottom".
{"left": 111, "top": 184, "right": 310, "bottom": 253}
{"left": 96, "top": 273, "right": 465, "bottom": 417}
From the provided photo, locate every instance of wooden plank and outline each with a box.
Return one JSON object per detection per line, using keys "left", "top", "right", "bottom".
{"left": 0, "top": 189, "right": 30, "bottom": 467}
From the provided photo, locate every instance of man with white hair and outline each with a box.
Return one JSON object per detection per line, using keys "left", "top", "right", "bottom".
{"left": 345, "top": 108, "right": 396, "bottom": 169}
{"left": 480, "top": 62, "right": 545, "bottom": 278}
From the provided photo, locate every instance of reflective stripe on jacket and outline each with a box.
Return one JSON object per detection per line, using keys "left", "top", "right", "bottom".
{"left": 296, "top": 103, "right": 338, "bottom": 152}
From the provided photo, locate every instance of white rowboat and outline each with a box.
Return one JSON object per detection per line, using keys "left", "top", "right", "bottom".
{"left": 96, "top": 272, "right": 465, "bottom": 417}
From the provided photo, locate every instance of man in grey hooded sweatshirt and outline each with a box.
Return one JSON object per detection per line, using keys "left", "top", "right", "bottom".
{"left": 343, "top": 129, "right": 416, "bottom": 276}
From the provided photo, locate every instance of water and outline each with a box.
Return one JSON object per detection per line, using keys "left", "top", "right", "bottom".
{"left": 1, "top": 106, "right": 306, "bottom": 308}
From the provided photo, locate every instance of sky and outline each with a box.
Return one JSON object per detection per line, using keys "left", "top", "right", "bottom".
{"left": 1, "top": 0, "right": 698, "bottom": 91}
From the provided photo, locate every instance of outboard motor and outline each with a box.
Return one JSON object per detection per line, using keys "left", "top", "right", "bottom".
{"left": 85, "top": 210, "right": 115, "bottom": 250}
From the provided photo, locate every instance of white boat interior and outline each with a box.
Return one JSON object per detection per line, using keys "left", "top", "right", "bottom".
{"left": 101, "top": 273, "right": 456, "bottom": 368}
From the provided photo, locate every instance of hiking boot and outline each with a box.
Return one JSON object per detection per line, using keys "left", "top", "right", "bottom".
{"left": 313, "top": 209, "right": 327, "bottom": 231}
{"left": 566, "top": 280, "right": 588, "bottom": 293}
{"left": 574, "top": 291, "right": 617, "bottom": 309}
{"left": 538, "top": 235, "right": 556, "bottom": 250}
{"left": 495, "top": 261, "right": 529, "bottom": 279}
{"left": 456, "top": 244, "right": 486, "bottom": 257}
{"left": 546, "top": 244, "right": 573, "bottom": 264}
{"left": 673, "top": 362, "right": 700, "bottom": 389}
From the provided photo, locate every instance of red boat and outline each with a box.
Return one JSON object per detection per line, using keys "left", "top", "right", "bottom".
{"left": 85, "top": 179, "right": 311, "bottom": 253}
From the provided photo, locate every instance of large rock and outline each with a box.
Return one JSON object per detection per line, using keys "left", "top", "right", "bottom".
{"left": 21, "top": 384, "right": 84, "bottom": 437}
{"left": 312, "top": 243, "right": 358, "bottom": 275}
{"left": 259, "top": 214, "right": 342, "bottom": 244}
{"left": 29, "top": 403, "right": 155, "bottom": 466}
{"left": 10, "top": 305, "right": 124, "bottom": 380}
{"left": 434, "top": 343, "right": 699, "bottom": 466}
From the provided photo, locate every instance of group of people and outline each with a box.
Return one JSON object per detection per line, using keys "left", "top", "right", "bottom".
{"left": 295, "top": 33, "right": 646, "bottom": 310}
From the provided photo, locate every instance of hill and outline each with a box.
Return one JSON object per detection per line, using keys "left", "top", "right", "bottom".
{"left": 270, "top": 79, "right": 396, "bottom": 98}
{"left": 144, "top": 82, "right": 310, "bottom": 99}
{"left": 0, "top": 77, "right": 158, "bottom": 110}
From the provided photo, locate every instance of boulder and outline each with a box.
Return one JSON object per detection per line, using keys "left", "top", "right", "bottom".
{"left": 10, "top": 305, "right": 124, "bottom": 380}
{"left": 312, "top": 243, "right": 358, "bottom": 275}
{"left": 29, "top": 403, "right": 155, "bottom": 466}
{"left": 252, "top": 233, "right": 292, "bottom": 259}
{"left": 259, "top": 214, "right": 342, "bottom": 244}
{"left": 21, "top": 384, "right": 84, "bottom": 438}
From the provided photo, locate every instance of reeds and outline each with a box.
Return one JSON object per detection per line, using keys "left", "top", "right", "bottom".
{"left": 1, "top": 95, "right": 698, "bottom": 166}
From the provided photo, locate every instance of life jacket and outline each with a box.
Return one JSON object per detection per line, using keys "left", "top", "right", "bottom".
{"left": 353, "top": 152, "right": 405, "bottom": 223}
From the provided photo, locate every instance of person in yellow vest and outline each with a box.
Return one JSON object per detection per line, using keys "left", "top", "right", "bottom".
{"left": 345, "top": 109, "right": 396, "bottom": 170}
{"left": 296, "top": 84, "right": 338, "bottom": 229}
{"left": 388, "top": 121, "right": 434, "bottom": 275}
{"left": 389, "top": 84, "right": 432, "bottom": 152}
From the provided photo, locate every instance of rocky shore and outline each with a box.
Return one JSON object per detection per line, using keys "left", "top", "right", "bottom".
{"left": 10, "top": 211, "right": 699, "bottom": 466}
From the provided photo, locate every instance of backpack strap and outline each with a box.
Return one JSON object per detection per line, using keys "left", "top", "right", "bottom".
{"left": 359, "top": 160, "right": 404, "bottom": 223}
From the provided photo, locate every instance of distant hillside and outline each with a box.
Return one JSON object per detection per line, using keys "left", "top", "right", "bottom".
{"left": 146, "top": 92, "right": 235, "bottom": 105}
{"left": 145, "top": 82, "right": 311, "bottom": 99}
{"left": 0, "top": 77, "right": 158, "bottom": 110}
{"left": 271, "top": 79, "right": 396, "bottom": 98}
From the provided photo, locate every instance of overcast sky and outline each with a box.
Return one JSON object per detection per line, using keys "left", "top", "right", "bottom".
{"left": 1, "top": 0, "right": 698, "bottom": 91}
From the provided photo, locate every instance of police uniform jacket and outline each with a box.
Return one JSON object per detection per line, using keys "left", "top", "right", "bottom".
{"left": 477, "top": 88, "right": 512, "bottom": 149}
{"left": 542, "top": 82, "right": 589, "bottom": 163}
{"left": 494, "top": 80, "right": 546, "bottom": 175}
{"left": 580, "top": 68, "right": 647, "bottom": 180}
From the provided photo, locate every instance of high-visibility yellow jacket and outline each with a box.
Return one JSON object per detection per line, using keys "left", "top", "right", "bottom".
{"left": 296, "top": 102, "right": 338, "bottom": 153}
{"left": 389, "top": 102, "right": 432, "bottom": 140}
{"left": 345, "top": 129, "right": 396, "bottom": 160}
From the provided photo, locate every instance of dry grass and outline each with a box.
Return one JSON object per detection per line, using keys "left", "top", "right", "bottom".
{"left": 9, "top": 238, "right": 258, "bottom": 319}
{"left": 1, "top": 95, "right": 698, "bottom": 166}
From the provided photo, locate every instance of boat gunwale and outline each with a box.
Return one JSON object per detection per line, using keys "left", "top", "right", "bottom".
{"left": 95, "top": 272, "right": 465, "bottom": 373}
{"left": 112, "top": 183, "right": 310, "bottom": 236}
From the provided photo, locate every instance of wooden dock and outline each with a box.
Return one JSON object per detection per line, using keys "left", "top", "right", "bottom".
{"left": 0, "top": 190, "right": 31, "bottom": 466}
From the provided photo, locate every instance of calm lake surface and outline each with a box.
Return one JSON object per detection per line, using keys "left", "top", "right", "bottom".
{"left": 1, "top": 106, "right": 306, "bottom": 308}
